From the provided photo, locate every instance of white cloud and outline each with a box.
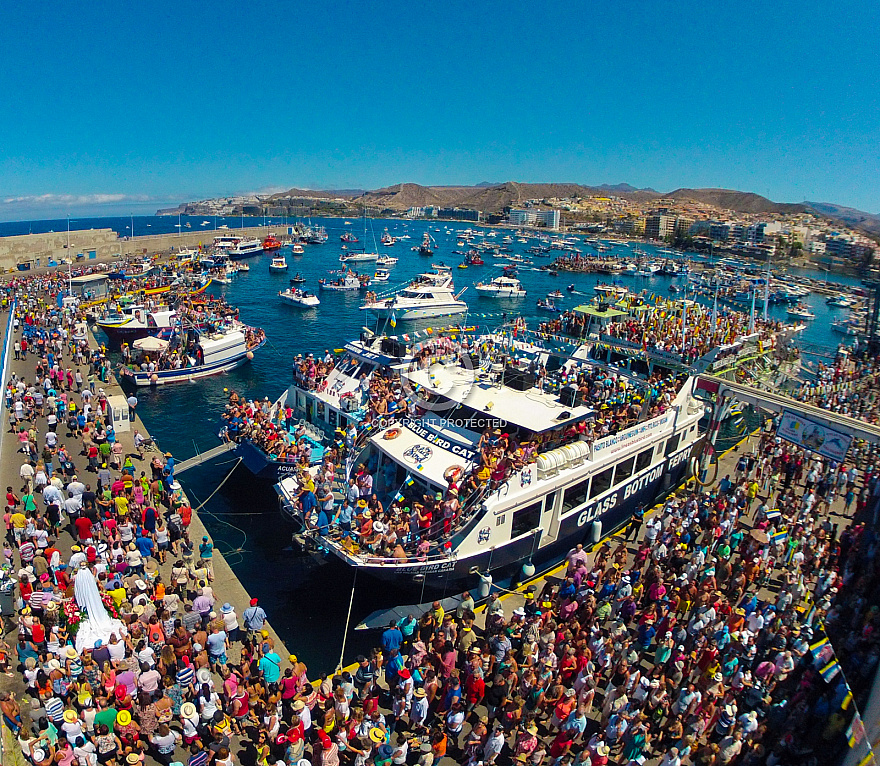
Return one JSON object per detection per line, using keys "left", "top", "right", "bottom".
{"left": 1, "top": 193, "right": 155, "bottom": 207}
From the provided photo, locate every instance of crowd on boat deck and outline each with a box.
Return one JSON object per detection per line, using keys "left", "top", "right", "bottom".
{"left": 791, "top": 349, "right": 880, "bottom": 424}
{"left": 119, "top": 326, "right": 265, "bottom": 375}
{"left": 540, "top": 302, "right": 786, "bottom": 365}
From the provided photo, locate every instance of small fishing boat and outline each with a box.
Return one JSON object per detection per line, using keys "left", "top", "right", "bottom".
{"left": 340, "top": 232, "right": 359, "bottom": 243}
{"left": 279, "top": 288, "right": 320, "bottom": 308}
{"left": 269, "top": 256, "right": 288, "bottom": 272}
{"left": 291, "top": 243, "right": 305, "bottom": 255}
{"left": 290, "top": 274, "right": 306, "bottom": 284}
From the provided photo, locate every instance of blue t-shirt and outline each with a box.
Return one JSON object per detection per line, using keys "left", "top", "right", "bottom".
{"left": 135, "top": 536, "right": 154, "bottom": 558}
{"left": 381, "top": 627, "right": 403, "bottom": 653}
{"left": 259, "top": 651, "right": 282, "bottom": 683}
{"left": 206, "top": 631, "right": 227, "bottom": 657}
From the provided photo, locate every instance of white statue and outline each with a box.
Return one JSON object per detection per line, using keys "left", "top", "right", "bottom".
{"left": 72, "top": 566, "right": 126, "bottom": 653}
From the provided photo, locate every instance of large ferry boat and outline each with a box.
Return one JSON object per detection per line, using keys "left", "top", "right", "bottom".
{"left": 267, "top": 298, "right": 796, "bottom": 588}
{"left": 228, "top": 238, "right": 264, "bottom": 259}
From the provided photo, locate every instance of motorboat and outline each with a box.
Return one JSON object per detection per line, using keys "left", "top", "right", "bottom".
{"left": 594, "top": 283, "right": 629, "bottom": 300}
{"left": 319, "top": 272, "right": 363, "bottom": 291}
{"left": 376, "top": 255, "right": 398, "bottom": 266}
{"left": 228, "top": 238, "right": 264, "bottom": 259}
{"left": 279, "top": 288, "right": 320, "bottom": 308}
{"left": 547, "top": 290, "right": 564, "bottom": 299}
{"left": 417, "top": 231, "right": 434, "bottom": 257}
{"left": 832, "top": 318, "right": 861, "bottom": 336}
{"left": 359, "top": 269, "right": 467, "bottom": 320}
{"left": 290, "top": 274, "right": 306, "bottom": 284}
{"left": 475, "top": 275, "right": 527, "bottom": 298}
{"left": 786, "top": 304, "right": 815, "bottom": 321}
{"left": 373, "top": 268, "right": 390, "bottom": 282}
{"left": 269, "top": 256, "right": 288, "bottom": 272}
{"left": 291, "top": 243, "right": 305, "bottom": 255}
{"left": 262, "top": 235, "right": 282, "bottom": 251}
{"left": 341, "top": 232, "right": 359, "bottom": 243}
{"left": 380, "top": 230, "right": 396, "bottom": 246}
{"left": 537, "top": 298, "right": 561, "bottom": 312}
{"left": 306, "top": 226, "right": 328, "bottom": 244}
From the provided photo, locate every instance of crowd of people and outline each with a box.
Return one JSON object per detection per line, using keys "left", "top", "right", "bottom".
{"left": 793, "top": 350, "right": 880, "bottom": 425}
{"left": 540, "top": 299, "right": 785, "bottom": 368}
{"left": 5, "top": 271, "right": 880, "bottom": 766}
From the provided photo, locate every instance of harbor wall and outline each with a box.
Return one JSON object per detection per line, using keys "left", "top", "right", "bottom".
{"left": 0, "top": 225, "right": 280, "bottom": 271}
{"left": 0, "top": 229, "right": 121, "bottom": 272}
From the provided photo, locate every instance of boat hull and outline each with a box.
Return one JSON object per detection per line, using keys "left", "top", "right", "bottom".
{"left": 279, "top": 294, "right": 320, "bottom": 308}
{"left": 123, "top": 339, "right": 266, "bottom": 386}
{"left": 364, "top": 304, "right": 468, "bottom": 320}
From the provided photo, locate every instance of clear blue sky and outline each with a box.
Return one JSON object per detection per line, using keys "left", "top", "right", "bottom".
{"left": 2, "top": 0, "right": 878, "bottom": 219}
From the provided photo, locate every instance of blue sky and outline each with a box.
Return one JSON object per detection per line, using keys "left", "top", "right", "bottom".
{"left": 1, "top": 0, "right": 878, "bottom": 219}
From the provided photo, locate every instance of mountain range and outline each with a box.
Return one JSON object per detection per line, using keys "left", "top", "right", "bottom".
{"left": 174, "top": 182, "right": 880, "bottom": 238}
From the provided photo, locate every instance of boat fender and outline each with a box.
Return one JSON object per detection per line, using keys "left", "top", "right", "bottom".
{"left": 383, "top": 428, "right": 401, "bottom": 440}
{"left": 521, "top": 560, "right": 536, "bottom": 579}
{"left": 478, "top": 573, "right": 492, "bottom": 598}
{"left": 443, "top": 465, "right": 465, "bottom": 483}
{"left": 590, "top": 520, "right": 602, "bottom": 544}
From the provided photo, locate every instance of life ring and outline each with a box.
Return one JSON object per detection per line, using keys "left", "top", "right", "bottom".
{"left": 444, "top": 465, "right": 465, "bottom": 483}
{"left": 383, "top": 428, "right": 401, "bottom": 440}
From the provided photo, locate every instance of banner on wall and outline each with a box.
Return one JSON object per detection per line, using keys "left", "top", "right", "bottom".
{"left": 777, "top": 410, "right": 853, "bottom": 462}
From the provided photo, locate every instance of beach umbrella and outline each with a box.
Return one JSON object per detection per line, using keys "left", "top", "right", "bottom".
{"left": 133, "top": 336, "right": 169, "bottom": 352}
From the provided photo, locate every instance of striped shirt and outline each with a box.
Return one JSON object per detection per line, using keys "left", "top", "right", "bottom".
{"left": 176, "top": 666, "right": 195, "bottom": 687}
{"left": 45, "top": 696, "right": 65, "bottom": 723}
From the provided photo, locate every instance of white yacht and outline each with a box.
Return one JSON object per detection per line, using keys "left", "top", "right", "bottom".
{"left": 340, "top": 251, "right": 380, "bottom": 263}
{"left": 269, "top": 255, "right": 288, "bottom": 272}
{"left": 475, "top": 275, "right": 527, "bottom": 298}
{"left": 279, "top": 288, "right": 320, "bottom": 308}
{"left": 360, "top": 268, "right": 467, "bottom": 320}
{"left": 373, "top": 268, "right": 390, "bottom": 282}
{"left": 377, "top": 255, "right": 398, "bottom": 266}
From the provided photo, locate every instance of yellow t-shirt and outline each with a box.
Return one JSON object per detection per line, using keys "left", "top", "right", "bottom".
{"left": 114, "top": 496, "right": 129, "bottom": 516}
{"left": 10, "top": 513, "right": 27, "bottom": 529}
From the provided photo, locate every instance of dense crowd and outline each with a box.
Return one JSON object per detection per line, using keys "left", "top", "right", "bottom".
{"left": 6, "top": 273, "right": 880, "bottom": 766}
{"left": 541, "top": 300, "right": 785, "bottom": 367}
{"left": 793, "top": 350, "right": 880, "bottom": 425}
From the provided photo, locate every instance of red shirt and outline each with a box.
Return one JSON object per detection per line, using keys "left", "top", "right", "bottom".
{"left": 74, "top": 517, "right": 93, "bottom": 540}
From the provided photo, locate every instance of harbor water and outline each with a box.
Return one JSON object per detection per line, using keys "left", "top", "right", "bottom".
{"left": 81, "top": 216, "right": 858, "bottom": 671}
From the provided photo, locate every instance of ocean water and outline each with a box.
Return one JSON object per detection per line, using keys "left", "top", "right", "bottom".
{"left": 76, "top": 216, "right": 854, "bottom": 670}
